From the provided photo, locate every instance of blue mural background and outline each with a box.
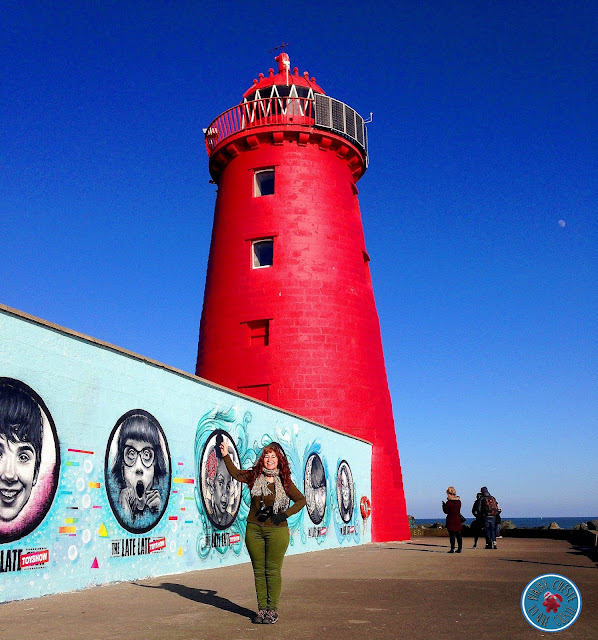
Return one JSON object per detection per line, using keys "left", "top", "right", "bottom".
{"left": 0, "top": 306, "right": 372, "bottom": 603}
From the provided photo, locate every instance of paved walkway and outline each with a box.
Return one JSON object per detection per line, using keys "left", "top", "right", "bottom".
{"left": 1, "top": 537, "right": 596, "bottom": 639}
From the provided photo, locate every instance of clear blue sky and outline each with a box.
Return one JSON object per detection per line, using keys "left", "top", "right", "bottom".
{"left": 2, "top": 2, "right": 596, "bottom": 518}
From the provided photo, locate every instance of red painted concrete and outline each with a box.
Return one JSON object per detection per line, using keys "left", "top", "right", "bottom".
{"left": 196, "top": 57, "right": 410, "bottom": 542}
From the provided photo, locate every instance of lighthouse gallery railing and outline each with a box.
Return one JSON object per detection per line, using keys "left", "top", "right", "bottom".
{"left": 204, "top": 94, "right": 368, "bottom": 166}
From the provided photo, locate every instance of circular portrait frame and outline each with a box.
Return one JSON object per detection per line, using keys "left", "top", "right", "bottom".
{"left": 336, "top": 460, "right": 355, "bottom": 524}
{"left": 304, "top": 452, "right": 327, "bottom": 525}
{"left": 199, "top": 430, "right": 242, "bottom": 531}
{"left": 105, "top": 409, "right": 171, "bottom": 535}
{"left": 0, "top": 378, "right": 60, "bottom": 543}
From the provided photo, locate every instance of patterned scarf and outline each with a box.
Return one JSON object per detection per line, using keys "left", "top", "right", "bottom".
{"left": 251, "top": 468, "right": 290, "bottom": 513}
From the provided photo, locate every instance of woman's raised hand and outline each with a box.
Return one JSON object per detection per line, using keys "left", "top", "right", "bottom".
{"left": 219, "top": 439, "right": 229, "bottom": 457}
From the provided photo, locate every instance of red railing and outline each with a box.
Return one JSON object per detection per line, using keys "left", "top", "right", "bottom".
{"left": 205, "top": 96, "right": 316, "bottom": 154}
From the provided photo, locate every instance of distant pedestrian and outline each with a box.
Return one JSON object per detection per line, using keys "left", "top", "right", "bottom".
{"left": 442, "top": 486, "right": 463, "bottom": 553}
{"left": 478, "top": 486, "right": 500, "bottom": 549}
{"left": 471, "top": 492, "right": 485, "bottom": 549}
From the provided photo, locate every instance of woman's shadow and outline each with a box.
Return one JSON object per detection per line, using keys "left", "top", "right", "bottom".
{"left": 134, "top": 582, "right": 255, "bottom": 619}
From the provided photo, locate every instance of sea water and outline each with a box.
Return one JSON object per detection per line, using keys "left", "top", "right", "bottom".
{"left": 415, "top": 516, "right": 597, "bottom": 529}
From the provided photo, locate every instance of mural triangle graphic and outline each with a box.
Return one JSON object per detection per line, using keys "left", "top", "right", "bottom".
{"left": 98, "top": 523, "right": 108, "bottom": 537}
{"left": 91, "top": 557, "right": 99, "bottom": 569}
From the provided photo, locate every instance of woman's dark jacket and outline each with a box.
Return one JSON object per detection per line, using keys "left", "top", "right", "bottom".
{"left": 442, "top": 498, "right": 463, "bottom": 532}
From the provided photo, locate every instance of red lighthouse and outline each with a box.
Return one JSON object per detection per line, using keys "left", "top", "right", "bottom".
{"left": 196, "top": 53, "right": 409, "bottom": 542}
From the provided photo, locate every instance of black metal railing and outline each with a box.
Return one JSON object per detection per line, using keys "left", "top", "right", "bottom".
{"left": 205, "top": 94, "right": 368, "bottom": 165}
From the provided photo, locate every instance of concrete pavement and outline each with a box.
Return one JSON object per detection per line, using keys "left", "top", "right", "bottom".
{"left": 1, "top": 536, "right": 596, "bottom": 640}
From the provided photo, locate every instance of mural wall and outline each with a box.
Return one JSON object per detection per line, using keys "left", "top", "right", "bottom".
{"left": 0, "top": 306, "right": 372, "bottom": 603}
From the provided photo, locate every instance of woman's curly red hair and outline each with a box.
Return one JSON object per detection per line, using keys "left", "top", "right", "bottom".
{"left": 246, "top": 442, "right": 292, "bottom": 493}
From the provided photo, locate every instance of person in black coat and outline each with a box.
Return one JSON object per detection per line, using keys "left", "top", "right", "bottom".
{"left": 471, "top": 492, "right": 485, "bottom": 549}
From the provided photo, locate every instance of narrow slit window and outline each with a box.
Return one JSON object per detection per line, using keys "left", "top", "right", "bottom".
{"left": 255, "top": 169, "right": 275, "bottom": 196}
{"left": 363, "top": 250, "right": 372, "bottom": 285}
{"left": 252, "top": 239, "right": 274, "bottom": 268}
{"left": 246, "top": 319, "right": 270, "bottom": 346}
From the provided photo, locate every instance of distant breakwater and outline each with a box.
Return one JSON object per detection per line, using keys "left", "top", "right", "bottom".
{"left": 409, "top": 517, "right": 598, "bottom": 552}
{"left": 413, "top": 516, "right": 597, "bottom": 529}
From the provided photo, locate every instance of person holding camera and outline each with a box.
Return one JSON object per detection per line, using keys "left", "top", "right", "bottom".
{"left": 442, "top": 486, "right": 464, "bottom": 553}
{"left": 220, "top": 439, "right": 305, "bottom": 625}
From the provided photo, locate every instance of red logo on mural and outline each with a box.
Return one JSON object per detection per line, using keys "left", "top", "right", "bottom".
{"left": 20, "top": 549, "right": 49, "bottom": 569}
{"left": 229, "top": 533, "right": 241, "bottom": 544}
{"left": 149, "top": 537, "right": 166, "bottom": 553}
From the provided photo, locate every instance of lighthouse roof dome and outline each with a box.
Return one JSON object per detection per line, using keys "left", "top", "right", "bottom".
{"left": 243, "top": 53, "right": 326, "bottom": 101}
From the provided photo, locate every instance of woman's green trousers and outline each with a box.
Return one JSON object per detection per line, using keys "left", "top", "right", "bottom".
{"left": 245, "top": 522, "right": 290, "bottom": 611}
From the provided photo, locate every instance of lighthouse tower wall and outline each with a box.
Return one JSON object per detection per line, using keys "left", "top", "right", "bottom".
{"left": 198, "top": 131, "right": 378, "bottom": 414}
{"left": 0, "top": 305, "right": 372, "bottom": 603}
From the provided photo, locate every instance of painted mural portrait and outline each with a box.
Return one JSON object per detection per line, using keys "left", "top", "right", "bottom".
{"left": 336, "top": 460, "right": 354, "bottom": 523}
{"left": 199, "top": 430, "right": 241, "bottom": 530}
{"left": 106, "top": 410, "right": 170, "bottom": 534}
{"left": 304, "top": 452, "right": 327, "bottom": 525}
{"left": 0, "top": 378, "right": 60, "bottom": 544}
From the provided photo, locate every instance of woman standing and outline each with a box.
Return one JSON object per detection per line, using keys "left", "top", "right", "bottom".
{"left": 220, "top": 439, "right": 306, "bottom": 624}
{"left": 442, "top": 486, "right": 463, "bottom": 553}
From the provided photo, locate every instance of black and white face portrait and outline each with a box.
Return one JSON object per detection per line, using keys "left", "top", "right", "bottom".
{"left": 199, "top": 430, "right": 241, "bottom": 530}
{"left": 304, "top": 453, "right": 326, "bottom": 525}
{"left": 0, "top": 378, "right": 60, "bottom": 543}
{"left": 105, "top": 410, "right": 171, "bottom": 534}
{"left": 336, "top": 460, "right": 354, "bottom": 523}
